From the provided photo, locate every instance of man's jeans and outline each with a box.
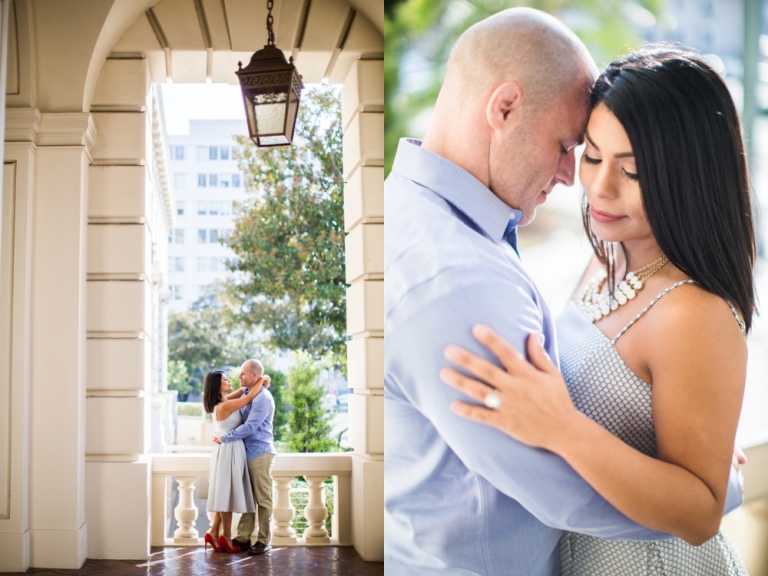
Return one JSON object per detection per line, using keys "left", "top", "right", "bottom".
{"left": 236, "top": 453, "right": 275, "bottom": 545}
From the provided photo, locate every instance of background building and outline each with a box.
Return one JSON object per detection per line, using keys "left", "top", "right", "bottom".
{"left": 167, "top": 119, "right": 248, "bottom": 311}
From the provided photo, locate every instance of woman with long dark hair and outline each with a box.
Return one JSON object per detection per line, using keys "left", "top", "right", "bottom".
{"left": 441, "top": 46, "right": 752, "bottom": 573}
{"left": 202, "top": 370, "right": 266, "bottom": 553}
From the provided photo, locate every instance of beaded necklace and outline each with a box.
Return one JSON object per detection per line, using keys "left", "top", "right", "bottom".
{"left": 580, "top": 256, "right": 669, "bottom": 322}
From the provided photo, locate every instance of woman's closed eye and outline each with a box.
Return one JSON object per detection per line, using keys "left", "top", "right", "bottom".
{"left": 582, "top": 153, "right": 639, "bottom": 181}
{"left": 582, "top": 153, "right": 600, "bottom": 165}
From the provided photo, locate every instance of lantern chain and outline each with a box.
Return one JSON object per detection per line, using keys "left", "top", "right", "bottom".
{"left": 266, "top": 0, "right": 275, "bottom": 46}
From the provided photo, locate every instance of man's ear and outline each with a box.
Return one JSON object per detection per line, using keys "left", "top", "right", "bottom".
{"left": 486, "top": 82, "right": 524, "bottom": 134}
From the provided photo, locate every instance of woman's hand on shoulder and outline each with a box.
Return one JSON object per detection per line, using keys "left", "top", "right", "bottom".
{"left": 439, "top": 324, "right": 584, "bottom": 452}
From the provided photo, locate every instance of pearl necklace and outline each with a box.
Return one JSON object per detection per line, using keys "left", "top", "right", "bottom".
{"left": 580, "top": 256, "right": 669, "bottom": 322}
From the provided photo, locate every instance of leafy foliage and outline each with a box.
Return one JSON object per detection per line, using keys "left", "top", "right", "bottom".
{"left": 167, "top": 359, "right": 192, "bottom": 396}
{"left": 385, "top": 0, "right": 666, "bottom": 174}
{"left": 264, "top": 366, "right": 288, "bottom": 442}
{"left": 284, "top": 351, "right": 336, "bottom": 453}
{"left": 225, "top": 86, "right": 346, "bottom": 368}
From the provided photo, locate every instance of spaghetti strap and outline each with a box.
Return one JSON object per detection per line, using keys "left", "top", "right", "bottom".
{"left": 725, "top": 300, "right": 747, "bottom": 336}
{"left": 611, "top": 280, "right": 696, "bottom": 344}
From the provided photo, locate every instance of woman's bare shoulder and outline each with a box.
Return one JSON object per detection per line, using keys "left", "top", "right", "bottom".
{"left": 644, "top": 282, "right": 747, "bottom": 369}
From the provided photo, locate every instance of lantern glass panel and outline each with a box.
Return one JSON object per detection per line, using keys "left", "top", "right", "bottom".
{"left": 253, "top": 92, "right": 288, "bottom": 135}
{"left": 285, "top": 88, "right": 299, "bottom": 142}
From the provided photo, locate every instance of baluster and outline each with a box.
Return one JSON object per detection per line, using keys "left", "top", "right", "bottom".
{"left": 271, "top": 475, "right": 298, "bottom": 545}
{"left": 173, "top": 476, "right": 200, "bottom": 544}
{"left": 303, "top": 475, "right": 331, "bottom": 544}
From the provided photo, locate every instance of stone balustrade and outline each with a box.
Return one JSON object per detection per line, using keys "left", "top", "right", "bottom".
{"left": 151, "top": 453, "right": 352, "bottom": 547}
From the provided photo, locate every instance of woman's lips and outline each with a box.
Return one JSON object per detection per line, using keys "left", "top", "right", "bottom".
{"left": 590, "top": 206, "right": 625, "bottom": 224}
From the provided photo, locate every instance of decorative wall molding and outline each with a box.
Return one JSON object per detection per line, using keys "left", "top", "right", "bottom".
{"left": 5, "top": 107, "right": 39, "bottom": 142}
{"left": 86, "top": 331, "right": 149, "bottom": 340}
{"left": 36, "top": 113, "right": 97, "bottom": 151}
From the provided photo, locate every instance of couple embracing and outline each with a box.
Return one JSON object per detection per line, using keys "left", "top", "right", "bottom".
{"left": 202, "top": 359, "right": 276, "bottom": 555}
{"left": 385, "top": 7, "right": 752, "bottom": 576}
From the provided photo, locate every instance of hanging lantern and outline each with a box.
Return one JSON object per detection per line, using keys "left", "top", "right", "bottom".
{"left": 236, "top": 0, "right": 303, "bottom": 147}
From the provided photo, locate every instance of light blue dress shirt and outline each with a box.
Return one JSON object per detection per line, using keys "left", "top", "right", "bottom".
{"left": 221, "top": 388, "right": 277, "bottom": 462}
{"left": 384, "top": 139, "right": 743, "bottom": 576}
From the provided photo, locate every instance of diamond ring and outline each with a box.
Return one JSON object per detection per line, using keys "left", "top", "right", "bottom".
{"left": 484, "top": 391, "right": 501, "bottom": 409}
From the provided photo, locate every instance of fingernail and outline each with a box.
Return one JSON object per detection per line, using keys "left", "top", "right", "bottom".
{"left": 444, "top": 346, "right": 460, "bottom": 361}
{"left": 439, "top": 368, "right": 453, "bottom": 382}
{"left": 473, "top": 324, "right": 490, "bottom": 338}
{"left": 537, "top": 332, "right": 545, "bottom": 346}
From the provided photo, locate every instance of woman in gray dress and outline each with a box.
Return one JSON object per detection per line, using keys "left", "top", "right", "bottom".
{"left": 202, "top": 370, "right": 265, "bottom": 552}
{"left": 441, "top": 46, "right": 753, "bottom": 574}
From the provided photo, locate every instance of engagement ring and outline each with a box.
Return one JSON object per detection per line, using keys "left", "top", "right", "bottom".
{"left": 484, "top": 391, "right": 501, "bottom": 409}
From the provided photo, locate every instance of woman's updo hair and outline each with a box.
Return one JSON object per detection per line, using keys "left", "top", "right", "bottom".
{"left": 583, "top": 44, "right": 756, "bottom": 331}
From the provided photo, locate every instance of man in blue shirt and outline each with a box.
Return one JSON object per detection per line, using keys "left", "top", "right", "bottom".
{"left": 214, "top": 359, "right": 277, "bottom": 555}
{"left": 385, "top": 8, "right": 742, "bottom": 575}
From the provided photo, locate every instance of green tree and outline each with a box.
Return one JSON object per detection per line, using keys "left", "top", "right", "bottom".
{"left": 284, "top": 351, "right": 336, "bottom": 453}
{"left": 225, "top": 85, "right": 346, "bottom": 368}
{"left": 167, "top": 359, "right": 192, "bottom": 396}
{"left": 263, "top": 365, "right": 288, "bottom": 442}
{"left": 385, "top": 0, "right": 666, "bottom": 174}
{"left": 168, "top": 293, "right": 262, "bottom": 398}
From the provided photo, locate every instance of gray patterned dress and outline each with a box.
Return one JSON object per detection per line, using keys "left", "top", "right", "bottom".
{"left": 557, "top": 280, "right": 748, "bottom": 576}
{"left": 207, "top": 410, "right": 256, "bottom": 513}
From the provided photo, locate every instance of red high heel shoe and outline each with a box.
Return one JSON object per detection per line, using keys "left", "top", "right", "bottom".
{"left": 218, "top": 535, "right": 241, "bottom": 553}
{"left": 204, "top": 532, "right": 222, "bottom": 552}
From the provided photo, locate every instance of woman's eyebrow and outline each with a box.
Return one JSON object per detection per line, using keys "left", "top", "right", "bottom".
{"left": 585, "top": 130, "right": 599, "bottom": 150}
{"left": 585, "top": 130, "right": 634, "bottom": 158}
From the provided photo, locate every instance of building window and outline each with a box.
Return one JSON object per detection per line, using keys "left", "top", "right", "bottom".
{"left": 209, "top": 174, "right": 218, "bottom": 187}
{"left": 209, "top": 257, "right": 219, "bottom": 272}
{"left": 232, "top": 173, "right": 241, "bottom": 187}
{"left": 176, "top": 201, "right": 184, "bottom": 216}
{"left": 208, "top": 201, "right": 219, "bottom": 216}
{"left": 198, "top": 174, "right": 207, "bottom": 187}
{"left": 197, "top": 256, "right": 207, "bottom": 272}
{"left": 198, "top": 229, "right": 207, "bottom": 243}
{"left": 169, "top": 229, "right": 185, "bottom": 244}
{"left": 168, "top": 256, "right": 184, "bottom": 272}
{"left": 220, "top": 201, "right": 231, "bottom": 216}
{"left": 209, "top": 229, "right": 219, "bottom": 243}
{"left": 220, "top": 174, "right": 230, "bottom": 187}
{"left": 198, "top": 201, "right": 207, "bottom": 216}
{"left": 220, "top": 147, "right": 230, "bottom": 160}
{"left": 198, "top": 146, "right": 207, "bottom": 161}
{"left": 173, "top": 146, "right": 185, "bottom": 160}
{"left": 170, "top": 285, "right": 183, "bottom": 300}
{"left": 174, "top": 173, "right": 185, "bottom": 189}
{"left": 209, "top": 146, "right": 218, "bottom": 160}
{"left": 220, "top": 229, "right": 232, "bottom": 241}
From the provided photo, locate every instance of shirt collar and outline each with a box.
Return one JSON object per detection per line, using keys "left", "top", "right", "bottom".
{"left": 391, "top": 138, "right": 522, "bottom": 243}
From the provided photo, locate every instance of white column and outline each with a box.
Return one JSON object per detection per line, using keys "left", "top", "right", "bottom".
{"left": 271, "top": 475, "right": 298, "bottom": 545}
{"left": 84, "top": 56, "right": 158, "bottom": 561}
{"left": 27, "top": 112, "right": 95, "bottom": 569}
{"left": 341, "top": 57, "right": 384, "bottom": 562}
{"left": 0, "top": 118, "right": 37, "bottom": 572}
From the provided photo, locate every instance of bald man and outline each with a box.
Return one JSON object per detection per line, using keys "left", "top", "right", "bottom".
{"left": 213, "top": 359, "right": 277, "bottom": 555}
{"left": 385, "top": 9, "right": 669, "bottom": 575}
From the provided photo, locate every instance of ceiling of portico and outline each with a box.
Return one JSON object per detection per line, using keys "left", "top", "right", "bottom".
{"left": 111, "top": 0, "right": 383, "bottom": 85}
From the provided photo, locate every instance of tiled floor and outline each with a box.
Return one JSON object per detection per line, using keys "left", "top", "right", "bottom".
{"left": 0, "top": 545, "right": 384, "bottom": 576}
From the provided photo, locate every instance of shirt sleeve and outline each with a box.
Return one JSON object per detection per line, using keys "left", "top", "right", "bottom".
{"left": 220, "top": 391, "right": 270, "bottom": 443}
{"left": 387, "top": 267, "right": 675, "bottom": 541}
